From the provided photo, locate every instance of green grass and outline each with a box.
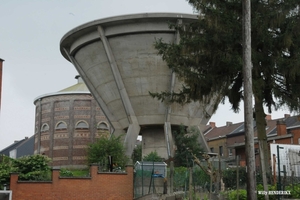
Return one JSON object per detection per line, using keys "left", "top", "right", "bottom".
{"left": 60, "top": 168, "right": 90, "bottom": 177}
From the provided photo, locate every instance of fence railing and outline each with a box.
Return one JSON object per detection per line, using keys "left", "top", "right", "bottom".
{"left": 133, "top": 156, "right": 300, "bottom": 199}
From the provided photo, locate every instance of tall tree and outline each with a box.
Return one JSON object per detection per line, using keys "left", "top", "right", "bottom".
{"left": 132, "top": 144, "right": 142, "bottom": 163}
{"left": 87, "top": 135, "right": 129, "bottom": 169}
{"left": 153, "top": 0, "right": 300, "bottom": 186}
{"left": 173, "top": 125, "right": 203, "bottom": 167}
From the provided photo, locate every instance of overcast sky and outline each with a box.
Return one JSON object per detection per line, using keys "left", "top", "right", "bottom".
{"left": 0, "top": 0, "right": 290, "bottom": 150}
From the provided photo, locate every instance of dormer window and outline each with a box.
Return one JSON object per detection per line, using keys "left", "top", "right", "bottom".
{"left": 75, "top": 120, "right": 89, "bottom": 129}
{"left": 55, "top": 121, "right": 67, "bottom": 130}
{"left": 97, "top": 122, "right": 109, "bottom": 130}
{"left": 41, "top": 123, "right": 49, "bottom": 132}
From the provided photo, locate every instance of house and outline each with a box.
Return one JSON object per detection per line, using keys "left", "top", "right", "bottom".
{"left": 205, "top": 114, "right": 300, "bottom": 167}
{"left": 0, "top": 136, "right": 34, "bottom": 158}
{"left": 204, "top": 121, "right": 244, "bottom": 158}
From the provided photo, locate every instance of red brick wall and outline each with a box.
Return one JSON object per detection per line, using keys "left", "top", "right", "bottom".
{"left": 10, "top": 165, "right": 133, "bottom": 200}
{"left": 290, "top": 128, "right": 300, "bottom": 144}
{"left": 276, "top": 120, "right": 287, "bottom": 136}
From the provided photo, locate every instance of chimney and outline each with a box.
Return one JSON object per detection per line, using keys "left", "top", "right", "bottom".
{"left": 0, "top": 58, "right": 4, "bottom": 110}
{"left": 276, "top": 120, "right": 286, "bottom": 136}
{"left": 226, "top": 122, "right": 232, "bottom": 126}
{"left": 209, "top": 122, "right": 216, "bottom": 128}
{"left": 75, "top": 75, "right": 83, "bottom": 83}
{"left": 265, "top": 114, "right": 272, "bottom": 121}
{"left": 284, "top": 114, "right": 290, "bottom": 119}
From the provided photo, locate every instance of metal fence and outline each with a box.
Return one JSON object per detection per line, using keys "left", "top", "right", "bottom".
{"left": 133, "top": 155, "right": 300, "bottom": 199}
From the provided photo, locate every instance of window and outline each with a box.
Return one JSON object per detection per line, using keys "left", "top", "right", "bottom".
{"left": 210, "top": 147, "right": 214, "bottom": 153}
{"left": 97, "top": 122, "right": 109, "bottom": 130}
{"left": 219, "top": 146, "right": 223, "bottom": 156}
{"left": 228, "top": 149, "right": 233, "bottom": 156}
{"left": 55, "top": 121, "right": 67, "bottom": 130}
{"left": 75, "top": 120, "right": 89, "bottom": 129}
{"left": 41, "top": 123, "right": 49, "bottom": 132}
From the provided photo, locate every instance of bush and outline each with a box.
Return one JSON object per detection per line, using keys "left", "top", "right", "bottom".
{"left": 228, "top": 189, "right": 247, "bottom": 200}
{"left": 132, "top": 144, "right": 142, "bottom": 163}
{"left": 173, "top": 166, "right": 188, "bottom": 190}
{"left": 13, "top": 154, "right": 51, "bottom": 181}
{"left": 222, "top": 167, "right": 247, "bottom": 189}
{"left": 143, "top": 151, "right": 162, "bottom": 162}
{"left": 285, "top": 184, "right": 300, "bottom": 199}
{"left": 0, "top": 155, "right": 16, "bottom": 189}
{"left": 60, "top": 168, "right": 74, "bottom": 177}
{"left": 193, "top": 167, "right": 210, "bottom": 187}
{"left": 87, "top": 135, "right": 129, "bottom": 170}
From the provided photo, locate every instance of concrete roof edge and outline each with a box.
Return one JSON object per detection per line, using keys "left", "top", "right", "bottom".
{"left": 60, "top": 12, "right": 198, "bottom": 60}
{"left": 33, "top": 91, "right": 91, "bottom": 104}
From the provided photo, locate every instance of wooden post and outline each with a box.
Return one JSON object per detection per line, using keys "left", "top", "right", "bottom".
{"left": 189, "top": 168, "right": 193, "bottom": 199}
{"left": 237, "top": 155, "right": 240, "bottom": 200}
{"left": 273, "top": 154, "right": 276, "bottom": 185}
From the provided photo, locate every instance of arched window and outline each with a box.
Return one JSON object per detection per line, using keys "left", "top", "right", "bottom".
{"left": 41, "top": 123, "right": 49, "bottom": 132}
{"left": 75, "top": 120, "right": 89, "bottom": 129}
{"left": 55, "top": 121, "right": 67, "bottom": 130}
{"left": 97, "top": 122, "right": 109, "bottom": 130}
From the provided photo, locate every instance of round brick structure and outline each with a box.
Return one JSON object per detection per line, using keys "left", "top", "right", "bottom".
{"left": 33, "top": 76, "right": 110, "bottom": 168}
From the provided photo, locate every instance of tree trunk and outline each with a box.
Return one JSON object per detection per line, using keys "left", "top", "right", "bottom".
{"left": 242, "top": 0, "right": 257, "bottom": 199}
{"left": 255, "top": 97, "right": 270, "bottom": 200}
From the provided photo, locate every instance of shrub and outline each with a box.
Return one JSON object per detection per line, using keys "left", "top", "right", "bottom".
{"left": 285, "top": 184, "right": 300, "bottom": 199}
{"left": 143, "top": 151, "right": 162, "bottom": 162}
{"left": 87, "top": 135, "right": 129, "bottom": 170}
{"left": 14, "top": 154, "right": 51, "bottom": 181}
{"left": 60, "top": 168, "right": 74, "bottom": 177}
{"left": 222, "top": 167, "right": 247, "bottom": 189}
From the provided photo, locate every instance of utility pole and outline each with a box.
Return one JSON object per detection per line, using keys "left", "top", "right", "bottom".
{"left": 242, "top": 0, "right": 257, "bottom": 199}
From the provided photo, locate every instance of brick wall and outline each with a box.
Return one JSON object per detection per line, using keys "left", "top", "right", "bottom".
{"left": 10, "top": 165, "right": 133, "bottom": 200}
{"left": 34, "top": 94, "right": 109, "bottom": 168}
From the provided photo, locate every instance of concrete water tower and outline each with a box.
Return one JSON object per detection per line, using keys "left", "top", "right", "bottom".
{"left": 60, "top": 13, "right": 216, "bottom": 159}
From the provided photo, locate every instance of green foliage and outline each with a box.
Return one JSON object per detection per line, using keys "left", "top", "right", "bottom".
{"left": 14, "top": 154, "right": 51, "bottom": 181}
{"left": 0, "top": 155, "right": 16, "bottom": 189}
{"left": 153, "top": 0, "right": 300, "bottom": 114}
{"left": 228, "top": 189, "right": 247, "bottom": 200}
{"left": 87, "top": 135, "right": 129, "bottom": 169}
{"left": 228, "top": 183, "right": 298, "bottom": 200}
{"left": 193, "top": 167, "right": 210, "bottom": 187}
{"left": 0, "top": 154, "right": 51, "bottom": 186}
{"left": 59, "top": 168, "right": 90, "bottom": 177}
{"left": 284, "top": 184, "right": 300, "bottom": 199}
{"left": 172, "top": 166, "right": 210, "bottom": 191}
{"left": 173, "top": 125, "right": 203, "bottom": 167}
{"left": 71, "top": 168, "right": 89, "bottom": 177}
{"left": 143, "top": 151, "right": 162, "bottom": 162}
{"left": 173, "top": 166, "right": 188, "bottom": 190}
{"left": 132, "top": 144, "right": 142, "bottom": 163}
{"left": 256, "top": 184, "right": 278, "bottom": 200}
{"left": 60, "top": 168, "right": 74, "bottom": 177}
{"left": 222, "top": 167, "right": 247, "bottom": 189}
